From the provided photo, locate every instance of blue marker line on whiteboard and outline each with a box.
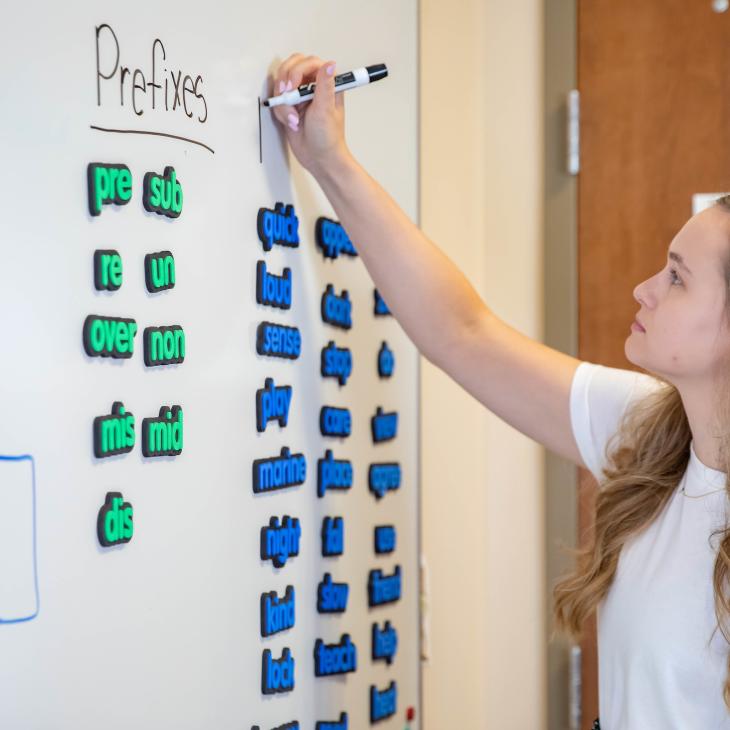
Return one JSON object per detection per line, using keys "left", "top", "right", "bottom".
{"left": 263, "top": 64, "right": 388, "bottom": 107}
{"left": 0, "top": 454, "right": 39, "bottom": 624}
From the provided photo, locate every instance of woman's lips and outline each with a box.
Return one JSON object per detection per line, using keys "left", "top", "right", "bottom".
{"left": 632, "top": 318, "right": 646, "bottom": 333}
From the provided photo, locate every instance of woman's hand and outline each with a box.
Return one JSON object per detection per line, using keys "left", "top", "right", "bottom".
{"left": 270, "top": 54, "right": 351, "bottom": 177}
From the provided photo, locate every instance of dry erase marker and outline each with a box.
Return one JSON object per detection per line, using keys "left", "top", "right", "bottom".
{"left": 263, "top": 64, "right": 388, "bottom": 107}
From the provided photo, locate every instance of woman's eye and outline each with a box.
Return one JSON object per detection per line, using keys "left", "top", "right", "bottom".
{"left": 669, "top": 267, "right": 682, "bottom": 286}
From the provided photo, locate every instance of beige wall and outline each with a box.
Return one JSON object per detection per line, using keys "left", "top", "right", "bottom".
{"left": 419, "top": 1, "right": 547, "bottom": 727}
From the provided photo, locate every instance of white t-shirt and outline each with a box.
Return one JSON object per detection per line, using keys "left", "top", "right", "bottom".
{"left": 570, "top": 360, "right": 730, "bottom": 729}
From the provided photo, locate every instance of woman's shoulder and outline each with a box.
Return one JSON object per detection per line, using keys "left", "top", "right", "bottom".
{"left": 570, "top": 361, "right": 667, "bottom": 481}
{"left": 574, "top": 360, "right": 666, "bottom": 403}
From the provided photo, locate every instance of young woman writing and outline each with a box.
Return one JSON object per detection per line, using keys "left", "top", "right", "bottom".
{"left": 269, "top": 54, "right": 730, "bottom": 728}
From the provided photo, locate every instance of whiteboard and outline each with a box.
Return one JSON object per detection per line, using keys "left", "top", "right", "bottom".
{"left": 0, "top": 2, "right": 420, "bottom": 728}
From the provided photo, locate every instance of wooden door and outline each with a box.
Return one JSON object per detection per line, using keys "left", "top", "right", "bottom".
{"left": 578, "top": 0, "right": 730, "bottom": 723}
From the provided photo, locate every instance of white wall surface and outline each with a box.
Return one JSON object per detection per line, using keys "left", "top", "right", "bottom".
{"left": 420, "top": 1, "right": 547, "bottom": 727}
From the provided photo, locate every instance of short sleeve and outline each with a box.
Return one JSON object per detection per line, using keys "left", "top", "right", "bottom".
{"left": 569, "top": 361, "right": 666, "bottom": 483}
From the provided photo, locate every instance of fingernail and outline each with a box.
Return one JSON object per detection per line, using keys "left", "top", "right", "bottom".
{"left": 288, "top": 119, "right": 299, "bottom": 132}
{"left": 326, "top": 64, "right": 335, "bottom": 76}
{"left": 279, "top": 80, "right": 286, "bottom": 93}
{"left": 287, "top": 112, "right": 298, "bottom": 125}
{"left": 285, "top": 80, "right": 293, "bottom": 91}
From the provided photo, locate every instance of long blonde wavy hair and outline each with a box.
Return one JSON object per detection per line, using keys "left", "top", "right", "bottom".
{"left": 552, "top": 195, "right": 730, "bottom": 707}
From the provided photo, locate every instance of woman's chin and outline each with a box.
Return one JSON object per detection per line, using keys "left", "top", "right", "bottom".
{"left": 624, "top": 338, "right": 642, "bottom": 367}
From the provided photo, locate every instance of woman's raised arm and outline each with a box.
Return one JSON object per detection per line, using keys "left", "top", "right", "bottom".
{"left": 270, "top": 54, "right": 586, "bottom": 469}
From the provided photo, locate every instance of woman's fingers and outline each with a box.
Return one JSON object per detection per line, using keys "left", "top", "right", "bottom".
{"left": 271, "top": 54, "right": 328, "bottom": 127}
{"left": 285, "top": 110, "right": 299, "bottom": 132}
{"left": 271, "top": 54, "right": 304, "bottom": 125}
{"left": 286, "top": 55, "right": 325, "bottom": 89}
{"left": 274, "top": 53, "right": 306, "bottom": 90}
{"left": 284, "top": 55, "right": 328, "bottom": 126}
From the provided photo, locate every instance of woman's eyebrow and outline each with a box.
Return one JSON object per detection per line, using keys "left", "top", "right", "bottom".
{"left": 669, "top": 250, "right": 692, "bottom": 275}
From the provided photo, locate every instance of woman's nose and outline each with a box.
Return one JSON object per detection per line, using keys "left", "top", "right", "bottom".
{"left": 632, "top": 281, "right": 644, "bottom": 305}
{"left": 633, "top": 278, "right": 651, "bottom": 308}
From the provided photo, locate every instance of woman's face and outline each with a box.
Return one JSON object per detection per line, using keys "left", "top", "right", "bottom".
{"left": 627, "top": 205, "right": 730, "bottom": 383}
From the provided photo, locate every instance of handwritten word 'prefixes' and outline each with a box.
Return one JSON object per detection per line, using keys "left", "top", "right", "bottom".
{"left": 145, "top": 251, "right": 175, "bottom": 292}
{"left": 262, "top": 647, "right": 295, "bottom": 695}
{"left": 143, "top": 325, "right": 185, "bottom": 366}
{"left": 260, "top": 516, "right": 301, "bottom": 568}
{"left": 257, "top": 203, "right": 300, "bottom": 252}
{"left": 369, "top": 463, "right": 401, "bottom": 500}
{"left": 322, "top": 516, "right": 344, "bottom": 557}
{"left": 87, "top": 163, "right": 132, "bottom": 216}
{"left": 378, "top": 342, "right": 395, "bottom": 378}
{"left": 94, "top": 250, "right": 122, "bottom": 290}
{"left": 142, "top": 405, "right": 183, "bottom": 457}
{"left": 370, "top": 681, "right": 397, "bottom": 723}
{"left": 256, "top": 378, "right": 293, "bottom": 432}
{"left": 257, "top": 261, "right": 292, "bottom": 309}
{"left": 315, "top": 713, "right": 348, "bottom": 730}
{"left": 83, "top": 315, "right": 138, "bottom": 358}
{"left": 372, "top": 621, "right": 398, "bottom": 665}
{"left": 368, "top": 566, "right": 402, "bottom": 607}
{"left": 261, "top": 585, "right": 295, "bottom": 637}
{"left": 94, "top": 401, "right": 135, "bottom": 458}
{"left": 315, "top": 217, "right": 358, "bottom": 259}
{"left": 143, "top": 167, "right": 183, "bottom": 218}
{"left": 97, "top": 492, "right": 133, "bottom": 547}
{"left": 321, "top": 285, "right": 352, "bottom": 329}
{"left": 371, "top": 407, "right": 398, "bottom": 443}
{"left": 320, "top": 406, "right": 352, "bottom": 438}
{"left": 317, "top": 450, "right": 353, "bottom": 498}
{"left": 374, "top": 525, "right": 396, "bottom": 554}
{"left": 257, "top": 322, "right": 302, "bottom": 360}
{"left": 95, "top": 25, "right": 208, "bottom": 122}
{"left": 253, "top": 447, "right": 307, "bottom": 494}
{"left": 314, "top": 634, "right": 357, "bottom": 677}
{"left": 317, "top": 573, "right": 349, "bottom": 614}
{"left": 321, "top": 342, "right": 352, "bottom": 385}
